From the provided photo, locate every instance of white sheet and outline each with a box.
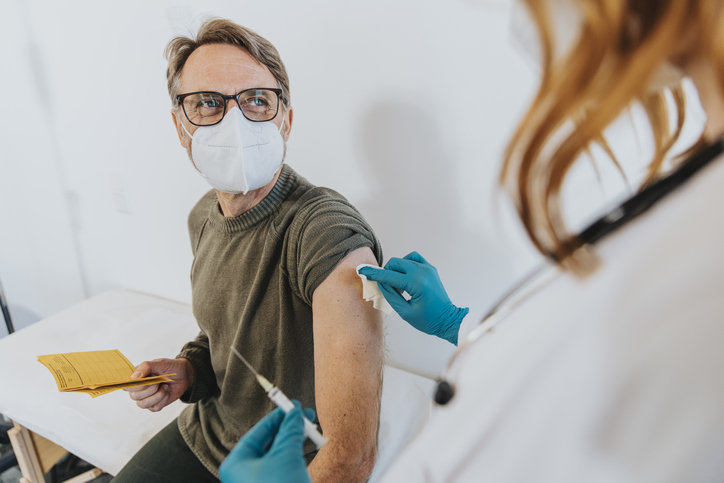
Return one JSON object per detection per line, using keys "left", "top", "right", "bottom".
{"left": 370, "top": 366, "right": 435, "bottom": 482}
{"left": 0, "top": 289, "right": 200, "bottom": 475}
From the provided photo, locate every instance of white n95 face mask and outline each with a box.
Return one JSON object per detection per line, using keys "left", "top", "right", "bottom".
{"left": 182, "top": 107, "right": 285, "bottom": 195}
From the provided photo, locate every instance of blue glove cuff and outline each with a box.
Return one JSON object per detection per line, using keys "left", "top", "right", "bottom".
{"left": 439, "top": 306, "right": 469, "bottom": 346}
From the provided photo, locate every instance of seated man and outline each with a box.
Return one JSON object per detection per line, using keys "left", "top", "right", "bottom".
{"left": 112, "top": 19, "right": 384, "bottom": 483}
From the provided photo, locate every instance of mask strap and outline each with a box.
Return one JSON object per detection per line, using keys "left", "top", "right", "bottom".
{"left": 277, "top": 107, "right": 286, "bottom": 136}
{"left": 179, "top": 114, "right": 194, "bottom": 143}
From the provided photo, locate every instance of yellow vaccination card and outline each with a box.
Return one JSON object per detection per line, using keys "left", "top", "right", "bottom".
{"left": 37, "top": 350, "right": 174, "bottom": 398}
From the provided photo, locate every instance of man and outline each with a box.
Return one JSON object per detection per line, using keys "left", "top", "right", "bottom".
{"left": 112, "top": 19, "right": 384, "bottom": 483}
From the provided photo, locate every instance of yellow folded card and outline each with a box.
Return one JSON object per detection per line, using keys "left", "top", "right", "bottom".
{"left": 37, "top": 349, "right": 174, "bottom": 398}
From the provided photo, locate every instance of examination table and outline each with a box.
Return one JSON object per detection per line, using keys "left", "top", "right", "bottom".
{"left": 0, "top": 289, "right": 437, "bottom": 482}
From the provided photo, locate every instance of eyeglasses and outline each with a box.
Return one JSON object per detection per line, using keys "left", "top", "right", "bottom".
{"left": 176, "top": 88, "right": 283, "bottom": 126}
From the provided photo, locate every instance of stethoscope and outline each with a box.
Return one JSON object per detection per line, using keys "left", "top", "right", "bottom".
{"left": 433, "top": 137, "right": 724, "bottom": 406}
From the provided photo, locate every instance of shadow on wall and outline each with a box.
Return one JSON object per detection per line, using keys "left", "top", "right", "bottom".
{"left": 353, "top": 99, "right": 516, "bottom": 310}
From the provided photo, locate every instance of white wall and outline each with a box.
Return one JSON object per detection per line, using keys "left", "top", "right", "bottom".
{"left": 1, "top": 0, "right": 702, "bottom": 373}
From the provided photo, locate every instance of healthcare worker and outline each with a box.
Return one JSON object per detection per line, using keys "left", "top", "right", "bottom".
{"left": 220, "top": 0, "right": 724, "bottom": 481}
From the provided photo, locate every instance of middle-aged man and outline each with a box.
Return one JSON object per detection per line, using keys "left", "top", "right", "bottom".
{"left": 112, "top": 18, "right": 384, "bottom": 483}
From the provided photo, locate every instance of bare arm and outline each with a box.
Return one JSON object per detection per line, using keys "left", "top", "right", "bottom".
{"left": 308, "top": 247, "right": 384, "bottom": 483}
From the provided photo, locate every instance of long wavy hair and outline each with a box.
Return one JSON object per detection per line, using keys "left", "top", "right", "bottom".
{"left": 501, "top": 0, "right": 724, "bottom": 272}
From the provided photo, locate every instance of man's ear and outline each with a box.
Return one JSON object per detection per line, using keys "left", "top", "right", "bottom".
{"left": 282, "top": 106, "right": 294, "bottom": 141}
{"left": 171, "top": 109, "right": 188, "bottom": 148}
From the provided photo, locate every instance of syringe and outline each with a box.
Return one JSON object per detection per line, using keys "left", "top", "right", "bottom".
{"left": 230, "top": 346, "right": 328, "bottom": 449}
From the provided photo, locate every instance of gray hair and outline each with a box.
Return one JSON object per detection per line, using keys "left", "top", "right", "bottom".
{"left": 164, "top": 18, "right": 291, "bottom": 108}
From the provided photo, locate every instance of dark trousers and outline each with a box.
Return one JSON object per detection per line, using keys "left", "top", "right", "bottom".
{"left": 111, "top": 419, "right": 218, "bottom": 483}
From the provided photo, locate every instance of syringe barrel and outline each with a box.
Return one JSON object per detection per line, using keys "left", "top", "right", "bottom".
{"left": 268, "top": 387, "right": 295, "bottom": 412}
{"left": 267, "top": 387, "right": 328, "bottom": 449}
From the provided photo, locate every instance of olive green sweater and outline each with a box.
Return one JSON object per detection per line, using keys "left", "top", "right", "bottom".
{"left": 175, "top": 165, "right": 382, "bottom": 477}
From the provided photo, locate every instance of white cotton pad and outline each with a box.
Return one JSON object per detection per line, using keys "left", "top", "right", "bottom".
{"left": 356, "top": 264, "right": 394, "bottom": 315}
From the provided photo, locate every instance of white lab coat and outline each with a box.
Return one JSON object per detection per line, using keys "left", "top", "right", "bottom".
{"left": 381, "top": 154, "right": 724, "bottom": 483}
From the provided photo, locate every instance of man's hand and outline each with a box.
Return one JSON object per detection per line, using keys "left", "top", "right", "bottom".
{"left": 124, "top": 358, "right": 194, "bottom": 412}
{"left": 219, "top": 404, "right": 313, "bottom": 483}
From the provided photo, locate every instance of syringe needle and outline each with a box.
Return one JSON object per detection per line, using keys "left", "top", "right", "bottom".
{"left": 230, "top": 346, "right": 258, "bottom": 376}
{"left": 230, "top": 346, "right": 274, "bottom": 391}
{"left": 229, "top": 345, "right": 327, "bottom": 449}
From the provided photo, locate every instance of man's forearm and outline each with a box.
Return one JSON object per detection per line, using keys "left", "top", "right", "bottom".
{"left": 307, "top": 355, "right": 382, "bottom": 483}
{"left": 307, "top": 434, "right": 378, "bottom": 483}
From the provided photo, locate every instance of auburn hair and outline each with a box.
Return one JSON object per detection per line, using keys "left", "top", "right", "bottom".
{"left": 501, "top": 0, "right": 724, "bottom": 272}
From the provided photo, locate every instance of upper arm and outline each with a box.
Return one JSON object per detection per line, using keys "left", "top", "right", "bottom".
{"left": 311, "top": 246, "right": 384, "bottom": 469}
{"left": 286, "top": 194, "right": 383, "bottom": 306}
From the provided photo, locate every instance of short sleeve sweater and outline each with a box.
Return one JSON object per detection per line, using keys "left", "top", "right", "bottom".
{"left": 175, "top": 164, "right": 383, "bottom": 477}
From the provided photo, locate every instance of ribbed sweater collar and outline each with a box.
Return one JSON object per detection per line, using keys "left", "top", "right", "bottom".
{"left": 207, "top": 164, "right": 297, "bottom": 233}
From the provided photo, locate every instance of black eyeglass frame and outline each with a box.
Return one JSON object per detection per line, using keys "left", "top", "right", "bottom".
{"left": 176, "top": 87, "right": 284, "bottom": 127}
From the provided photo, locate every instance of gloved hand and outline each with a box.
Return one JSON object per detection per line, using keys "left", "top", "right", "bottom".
{"left": 219, "top": 402, "right": 314, "bottom": 483}
{"left": 358, "top": 251, "right": 468, "bottom": 345}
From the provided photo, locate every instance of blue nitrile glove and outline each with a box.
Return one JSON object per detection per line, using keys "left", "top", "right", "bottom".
{"left": 219, "top": 402, "right": 314, "bottom": 483}
{"left": 358, "top": 251, "right": 468, "bottom": 345}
